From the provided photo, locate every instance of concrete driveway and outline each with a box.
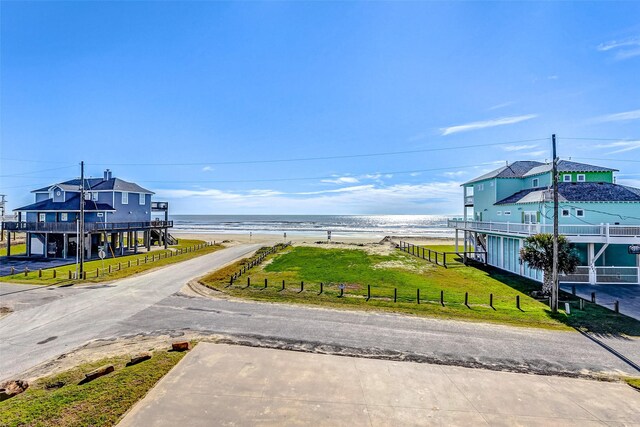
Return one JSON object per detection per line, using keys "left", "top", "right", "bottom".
{"left": 118, "top": 343, "right": 640, "bottom": 427}
{"left": 561, "top": 283, "right": 640, "bottom": 321}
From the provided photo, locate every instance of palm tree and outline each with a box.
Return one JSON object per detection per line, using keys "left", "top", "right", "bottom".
{"left": 519, "top": 233, "right": 581, "bottom": 296}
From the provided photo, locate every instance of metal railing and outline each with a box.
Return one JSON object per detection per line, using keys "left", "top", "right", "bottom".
{"left": 2, "top": 220, "right": 173, "bottom": 233}
{"left": 448, "top": 219, "right": 640, "bottom": 238}
{"left": 561, "top": 266, "right": 639, "bottom": 284}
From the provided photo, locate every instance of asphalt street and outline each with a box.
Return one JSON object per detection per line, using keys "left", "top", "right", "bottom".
{"left": 0, "top": 244, "right": 263, "bottom": 382}
{"left": 1, "top": 244, "right": 639, "bottom": 382}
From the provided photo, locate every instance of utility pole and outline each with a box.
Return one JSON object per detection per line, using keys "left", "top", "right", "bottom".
{"left": 551, "top": 135, "right": 559, "bottom": 313}
{"left": 0, "top": 195, "right": 6, "bottom": 241}
{"left": 79, "top": 161, "right": 85, "bottom": 277}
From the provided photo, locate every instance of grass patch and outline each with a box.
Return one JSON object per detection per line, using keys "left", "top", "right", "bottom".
{"left": 4, "top": 240, "right": 222, "bottom": 285}
{"left": 0, "top": 244, "right": 26, "bottom": 257}
{"left": 200, "top": 245, "right": 640, "bottom": 336}
{"left": 625, "top": 377, "right": 640, "bottom": 392}
{"left": 201, "top": 245, "right": 569, "bottom": 330}
{"left": 0, "top": 349, "right": 187, "bottom": 427}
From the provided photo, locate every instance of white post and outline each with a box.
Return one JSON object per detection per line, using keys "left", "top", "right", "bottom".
{"left": 588, "top": 243, "right": 596, "bottom": 284}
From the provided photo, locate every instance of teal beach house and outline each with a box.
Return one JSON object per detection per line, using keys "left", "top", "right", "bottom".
{"left": 448, "top": 160, "right": 640, "bottom": 285}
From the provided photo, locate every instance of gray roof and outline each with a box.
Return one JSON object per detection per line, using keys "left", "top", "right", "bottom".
{"left": 464, "top": 161, "right": 544, "bottom": 185}
{"left": 465, "top": 160, "right": 617, "bottom": 185}
{"left": 495, "top": 182, "right": 640, "bottom": 205}
{"left": 524, "top": 160, "right": 617, "bottom": 177}
{"left": 15, "top": 194, "right": 116, "bottom": 212}
{"left": 32, "top": 177, "right": 154, "bottom": 194}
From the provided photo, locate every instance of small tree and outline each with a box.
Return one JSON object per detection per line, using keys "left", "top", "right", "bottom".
{"left": 519, "top": 233, "right": 580, "bottom": 295}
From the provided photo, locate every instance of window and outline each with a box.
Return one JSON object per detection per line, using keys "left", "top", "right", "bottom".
{"left": 497, "top": 211, "right": 502, "bottom": 216}
{"left": 563, "top": 174, "right": 572, "bottom": 182}
{"left": 39, "top": 213, "right": 46, "bottom": 222}
{"left": 139, "top": 193, "right": 145, "bottom": 205}
{"left": 577, "top": 174, "right": 585, "bottom": 182}
{"left": 122, "top": 192, "right": 129, "bottom": 204}
{"left": 92, "top": 192, "right": 98, "bottom": 201}
{"left": 562, "top": 209, "right": 570, "bottom": 217}
{"left": 477, "top": 183, "right": 484, "bottom": 191}
{"left": 60, "top": 213, "right": 68, "bottom": 221}
{"left": 503, "top": 211, "right": 511, "bottom": 216}
{"left": 532, "top": 178, "right": 539, "bottom": 187}
{"left": 576, "top": 209, "right": 585, "bottom": 217}
{"left": 489, "top": 181, "right": 494, "bottom": 187}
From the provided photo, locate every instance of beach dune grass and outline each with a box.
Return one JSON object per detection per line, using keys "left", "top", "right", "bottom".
{"left": 200, "top": 245, "right": 640, "bottom": 335}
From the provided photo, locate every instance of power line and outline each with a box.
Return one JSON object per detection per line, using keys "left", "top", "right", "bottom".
{"left": 76, "top": 138, "right": 549, "bottom": 167}
{"left": 561, "top": 137, "right": 640, "bottom": 142}
{"left": 0, "top": 165, "right": 76, "bottom": 178}
{"left": 135, "top": 162, "right": 501, "bottom": 184}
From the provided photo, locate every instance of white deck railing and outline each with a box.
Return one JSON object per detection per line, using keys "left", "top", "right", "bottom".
{"left": 561, "top": 266, "right": 639, "bottom": 284}
{"left": 448, "top": 220, "right": 640, "bottom": 238}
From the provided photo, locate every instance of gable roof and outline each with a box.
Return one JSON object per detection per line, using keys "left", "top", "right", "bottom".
{"left": 463, "top": 161, "right": 544, "bottom": 185}
{"left": 495, "top": 182, "right": 640, "bottom": 205}
{"left": 465, "top": 159, "right": 617, "bottom": 185}
{"left": 14, "top": 194, "right": 116, "bottom": 212}
{"left": 523, "top": 160, "right": 617, "bottom": 177}
{"left": 32, "top": 177, "right": 154, "bottom": 194}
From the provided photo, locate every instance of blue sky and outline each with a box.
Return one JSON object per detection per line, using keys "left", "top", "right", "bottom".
{"left": 1, "top": 1, "right": 639, "bottom": 215}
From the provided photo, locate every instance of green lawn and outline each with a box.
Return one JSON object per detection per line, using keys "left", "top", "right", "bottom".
{"left": 0, "top": 350, "right": 187, "bottom": 427}
{"left": 3, "top": 240, "right": 222, "bottom": 285}
{"left": 626, "top": 377, "right": 640, "bottom": 392}
{"left": 0, "top": 243, "right": 26, "bottom": 257}
{"left": 200, "top": 245, "right": 640, "bottom": 335}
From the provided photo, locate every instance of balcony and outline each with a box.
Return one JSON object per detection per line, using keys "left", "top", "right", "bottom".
{"left": 448, "top": 219, "right": 640, "bottom": 242}
{"left": 2, "top": 220, "right": 173, "bottom": 233}
{"left": 561, "top": 266, "right": 639, "bottom": 285}
{"left": 464, "top": 195, "right": 474, "bottom": 207}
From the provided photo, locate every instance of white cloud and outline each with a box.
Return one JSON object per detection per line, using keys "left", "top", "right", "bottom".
{"left": 502, "top": 144, "right": 539, "bottom": 152}
{"left": 488, "top": 101, "right": 514, "bottom": 111}
{"left": 597, "top": 37, "right": 640, "bottom": 51}
{"left": 202, "top": 166, "right": 214, "bottom": 172}
{"left": 409, "top": 172, "right": 422, "bottom": 177}
{"left": 321, "top": 176, "right": 360, "bottom": 185}
{"left": 155, "top": 181, "right": 465, "bottom": 215}
{"left": 597, "top": 37, "right": 640, "bottom": 60}
{"left": 443, "top": 171, "right": 467, "bottom": 177}
{"left": 595, "top": 109, "right": 640, "bottom": 122}
{"left": 595, "top": 140, "right": 640, "bottom": 154}
{"left": 440, "top": 114, "right": 537, "bottom": 136}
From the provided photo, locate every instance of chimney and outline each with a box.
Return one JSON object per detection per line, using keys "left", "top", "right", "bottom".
{"left": 104, "top": 169, "right": 112, "bottom": 181}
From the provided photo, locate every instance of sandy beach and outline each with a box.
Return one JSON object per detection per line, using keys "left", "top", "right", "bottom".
{"left": 173, "top": 232, "right": 455, "bottom": 255}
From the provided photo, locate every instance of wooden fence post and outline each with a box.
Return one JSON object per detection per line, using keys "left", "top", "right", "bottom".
{"left": 464, "top": 292, "right": 468, "bottom": 307}
{"left": 440, "top": 290, "right": 444, "bottom": 306}
{"left": 417, "top": 288, "right": 420, "bottom": 304}
{"left": 394, "top": 288, "right": 397, "bottom": 303}
{"left": 367, "top": 285, "right": 371, "bottom": 301}
{"left": 516, "top": 295, "right": 521, "bottom": 310}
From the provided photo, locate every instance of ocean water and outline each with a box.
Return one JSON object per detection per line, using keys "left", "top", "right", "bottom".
{"left": 169, "top": 215, "right": 454, "bottom": 238}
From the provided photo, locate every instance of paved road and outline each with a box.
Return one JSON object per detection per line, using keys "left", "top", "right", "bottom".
{"left": 119, "top": 344, "right": 640, "bottom": 427}
{"left": 107, "top": 290, "right": 640, "bottom": 377}
{"left": 0, "top": 244, "right": 263, "bottom": 381}
{"left": 561, "top": 283, "right": 640, "bottom": 321}
{"left": 1, "top": 244, "right": 639, "bottom": 382}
